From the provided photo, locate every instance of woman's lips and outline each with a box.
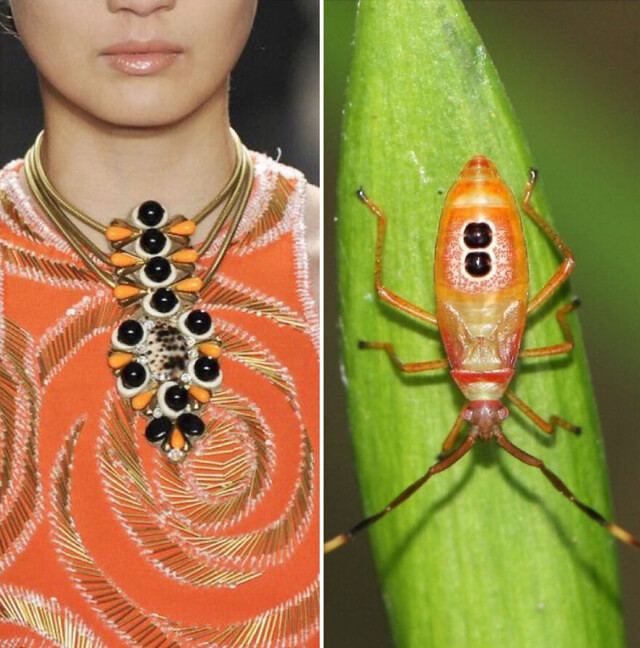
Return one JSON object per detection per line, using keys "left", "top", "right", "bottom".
{"left": 104, "top": 52, "right": 180, "bottom": 75}
{"left": 101, "top": 40, "right": 183, "bottom": 76}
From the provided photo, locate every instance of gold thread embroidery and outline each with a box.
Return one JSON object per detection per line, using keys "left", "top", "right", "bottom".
{"left": 99, "top": 392, "right": 261, "bottom": 588}
{"left": 0, "top": 318, "right": 41, "bottom": 573}
{"left": 1, "top": 639, "right": 50, "bottom": 648}
{"left": 99, "top": 386, "right": 313, "bottom": 573}
{"left": 177, "top": 580, "right": 319, "bottom": 648}
{"left": 38, "top": 296, "right": 138, "bottom": 386}
{"left": 237, "top": 174, "right": 295, "bottom": 250}
{"left": 215, "top": 323, "right": 297, "bottom": 404}
{"left": 168, "top": 431, "right": 314, "bottom": 568}
{"left": 157, "top": 389, "right": 274, "bottom": 530}
{"left": 0, "top": 584, "right": 106, "bottom": 648}
{"left": 1, "top": 243, "right": 99, "bottom": 285}
{"left": 0, "top": 189, "right": 44, "bottom": 243}
{"left": 52, "top": 419, "right": 318, "bottom": 648}
{"left": 51, "top": 420, "right": 184, "bottom": 648}
{"left": 200, "top": 275, "right": 306, "bottom": 331}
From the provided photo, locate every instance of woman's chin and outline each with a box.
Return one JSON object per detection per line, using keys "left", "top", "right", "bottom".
{"left": 77, "top": 92, "right": 208, "bottom": 131}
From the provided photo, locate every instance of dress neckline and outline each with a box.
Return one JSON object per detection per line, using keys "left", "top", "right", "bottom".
{"left": 0, "top": 152, "right": 275, "bottom": 267}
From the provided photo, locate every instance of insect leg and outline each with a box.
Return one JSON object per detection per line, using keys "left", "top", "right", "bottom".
{"left": 359, "top": 341, "right": 462, "bottom": 455}
{"left": 437, "top": 411, "right": 466, "bottom": 459}
{"left": 324, "top": 431, "right": 476, "bottom": 554}
{"left": 522, "top": 170, "right": 576, "bottom": 315}
{"left": 358, "top": 340, "right": 448, "bottom": 373}
{"left": 495, "top": 431, "right": 640, "bottom": 549}
{"left": 357, "top": 188, "right": 438, "bottom": 327}
{"left": 520, "top": 298, "right": 580, "bottom": 359}
{"left": 505, "top": 389, "right": 581, "bottom": 436}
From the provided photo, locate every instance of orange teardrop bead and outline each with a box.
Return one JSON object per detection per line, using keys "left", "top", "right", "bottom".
{"left": 106, "top": 225, "right": 133, "bottom": 241}
{"left": 174, "top": 277, "right": 203, "bottom": 293}
{"left": 110, "top": 252, "right": 139, "bottom": 267}
{"left": 189, "top": 385, "right": 211, "bottom": 403}
{"left": 170, "top": 428, "right": 186, "bottom": 450}
{"left": 113, "top": 284, "right": 142, "bottom": 300}
{"left": 107, "top": 352, "right": 133, "bottom": 369}
{"left": 198, "top": 342, "right": 222, "bottom": 359}
{"left": 171, "top": 248, "right": 199, "bottom": 263}
{"left": 131, "top": 390, "right": 154, "bottom": 411}
{"left": 169, "top": 220, "right": 196, "bottom": 236}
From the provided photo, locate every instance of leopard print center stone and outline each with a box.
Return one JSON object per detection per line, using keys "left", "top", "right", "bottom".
{"left": 144, "top": 322, "right": 188, "bottom": 379}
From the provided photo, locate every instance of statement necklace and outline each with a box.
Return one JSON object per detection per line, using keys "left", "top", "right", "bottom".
{"left": 24, "top": 130, "right": 254, "bottom": 462}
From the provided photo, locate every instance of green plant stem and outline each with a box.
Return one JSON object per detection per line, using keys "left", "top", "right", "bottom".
{"left": 336, "top": 2, "right": 624, "bottom": 647}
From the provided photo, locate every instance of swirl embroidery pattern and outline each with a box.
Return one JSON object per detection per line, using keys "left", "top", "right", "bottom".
{"left": 0, "top": 153, "right": 319, "bottom": 647}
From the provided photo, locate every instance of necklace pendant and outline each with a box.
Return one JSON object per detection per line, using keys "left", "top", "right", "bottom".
{"left": 105, "top": 200, "right": 221, "bottom": 463}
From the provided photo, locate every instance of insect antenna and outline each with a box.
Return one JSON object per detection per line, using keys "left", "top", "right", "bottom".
{"left": 324, "top": 433, "right": 476, "bottom": 554}
{"left": 495, "top": 432, "right": 640, "bottom": 549}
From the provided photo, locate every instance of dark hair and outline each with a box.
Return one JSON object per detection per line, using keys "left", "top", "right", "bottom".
{"left": 0, "top": 0, "right": 17, "bottom": 37}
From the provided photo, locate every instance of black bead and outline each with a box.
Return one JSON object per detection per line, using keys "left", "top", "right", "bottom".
{"left": 138, "top": 201, "right": 165, "bottom": 227}
{"left": 177, "top": 412, "right": 205, "bottom": 437}
{"left": 194, "top": 356, "right": 220, "bottom": 383}
{"left": 144, "top": 256, "right": 172, "bottom": 283}
{"left": 145, "top": 416, "right": 172, "bottom": 443}
{"left": 121, "top": 361, "right": 147, "bottom": 389}
{"left": 117, "top": 319, "right": 144, "bottom": 346}
{"left": 140, "top": 228, "right": 167, "bottom": 255}
{"left": 463, "top": 222, "right": 492, "bottom": 248}
{"left": 185, "top": 310, "right": 212, "bottom": 335}
{"left": 465, "top": 252, "right": 492, "bottom": 277}
{"left": 165, "top": 384, "right": 188, "bottom": 411}
{"left": 151, "top": 288, "right": 178, "bottom": 313}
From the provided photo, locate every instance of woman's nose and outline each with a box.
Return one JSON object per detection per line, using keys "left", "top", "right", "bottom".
{"left": 107, "top": 0, "right": 177, "bottom": 18}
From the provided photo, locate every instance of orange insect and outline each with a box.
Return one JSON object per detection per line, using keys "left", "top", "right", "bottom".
{"left": 325, "top": 156, "right": 639, "bottom": 554}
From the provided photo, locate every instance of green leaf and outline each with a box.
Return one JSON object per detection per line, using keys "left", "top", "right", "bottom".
{"left": 335, "top": 2, "right": 624, "bottom": 647}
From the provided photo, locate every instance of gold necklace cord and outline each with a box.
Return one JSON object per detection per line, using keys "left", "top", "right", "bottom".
{"left": 25, "top": 146, "right": 114, "bottom": 265}
{"left": 23, "top": 133, "right": 254, "bottom": 290}
{"left": 24, "top": 147, "right": 117, "bottom": 286}
{"left": 197, "top": 144, "right": 251, "bottom": 257}
{"left": 27, "top": 133, "right": 252, "bottom": 269}
{"left": 190, "top": 130, "right": 245, "bottom": 224}
{"left": 200, "top": 145, "right": 254, "bottom": 285}
{"left": 29, "top": 129, "right": 246, "bottom": 233}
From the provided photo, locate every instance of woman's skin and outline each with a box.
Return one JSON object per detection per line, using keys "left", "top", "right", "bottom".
{"left": 9, "top": 0, "right": 320, "bottom": 298}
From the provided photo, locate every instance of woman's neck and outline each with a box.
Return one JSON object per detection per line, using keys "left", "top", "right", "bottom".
{"left": 21, "top": 79, "right": 237, "bottom": 251}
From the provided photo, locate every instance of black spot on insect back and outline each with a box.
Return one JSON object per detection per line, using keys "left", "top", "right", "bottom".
{"left": 463, "top": 222, "right": 492, "bottom": 248}
{"left": 465, "top": 252, "right": 492, "bottom": 277}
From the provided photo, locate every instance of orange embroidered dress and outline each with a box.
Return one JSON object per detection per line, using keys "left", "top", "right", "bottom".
{"left": 0, "top": 152, "right": 319, "bottom": 647}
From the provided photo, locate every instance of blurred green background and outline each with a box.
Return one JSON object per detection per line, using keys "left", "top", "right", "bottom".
{"left": 324, "top": 2, "right": 640, "bottom": 646}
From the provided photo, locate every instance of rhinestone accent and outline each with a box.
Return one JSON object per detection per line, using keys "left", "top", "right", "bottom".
{"left": 167, "top": 449, "right": 185, "bottom": 463}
